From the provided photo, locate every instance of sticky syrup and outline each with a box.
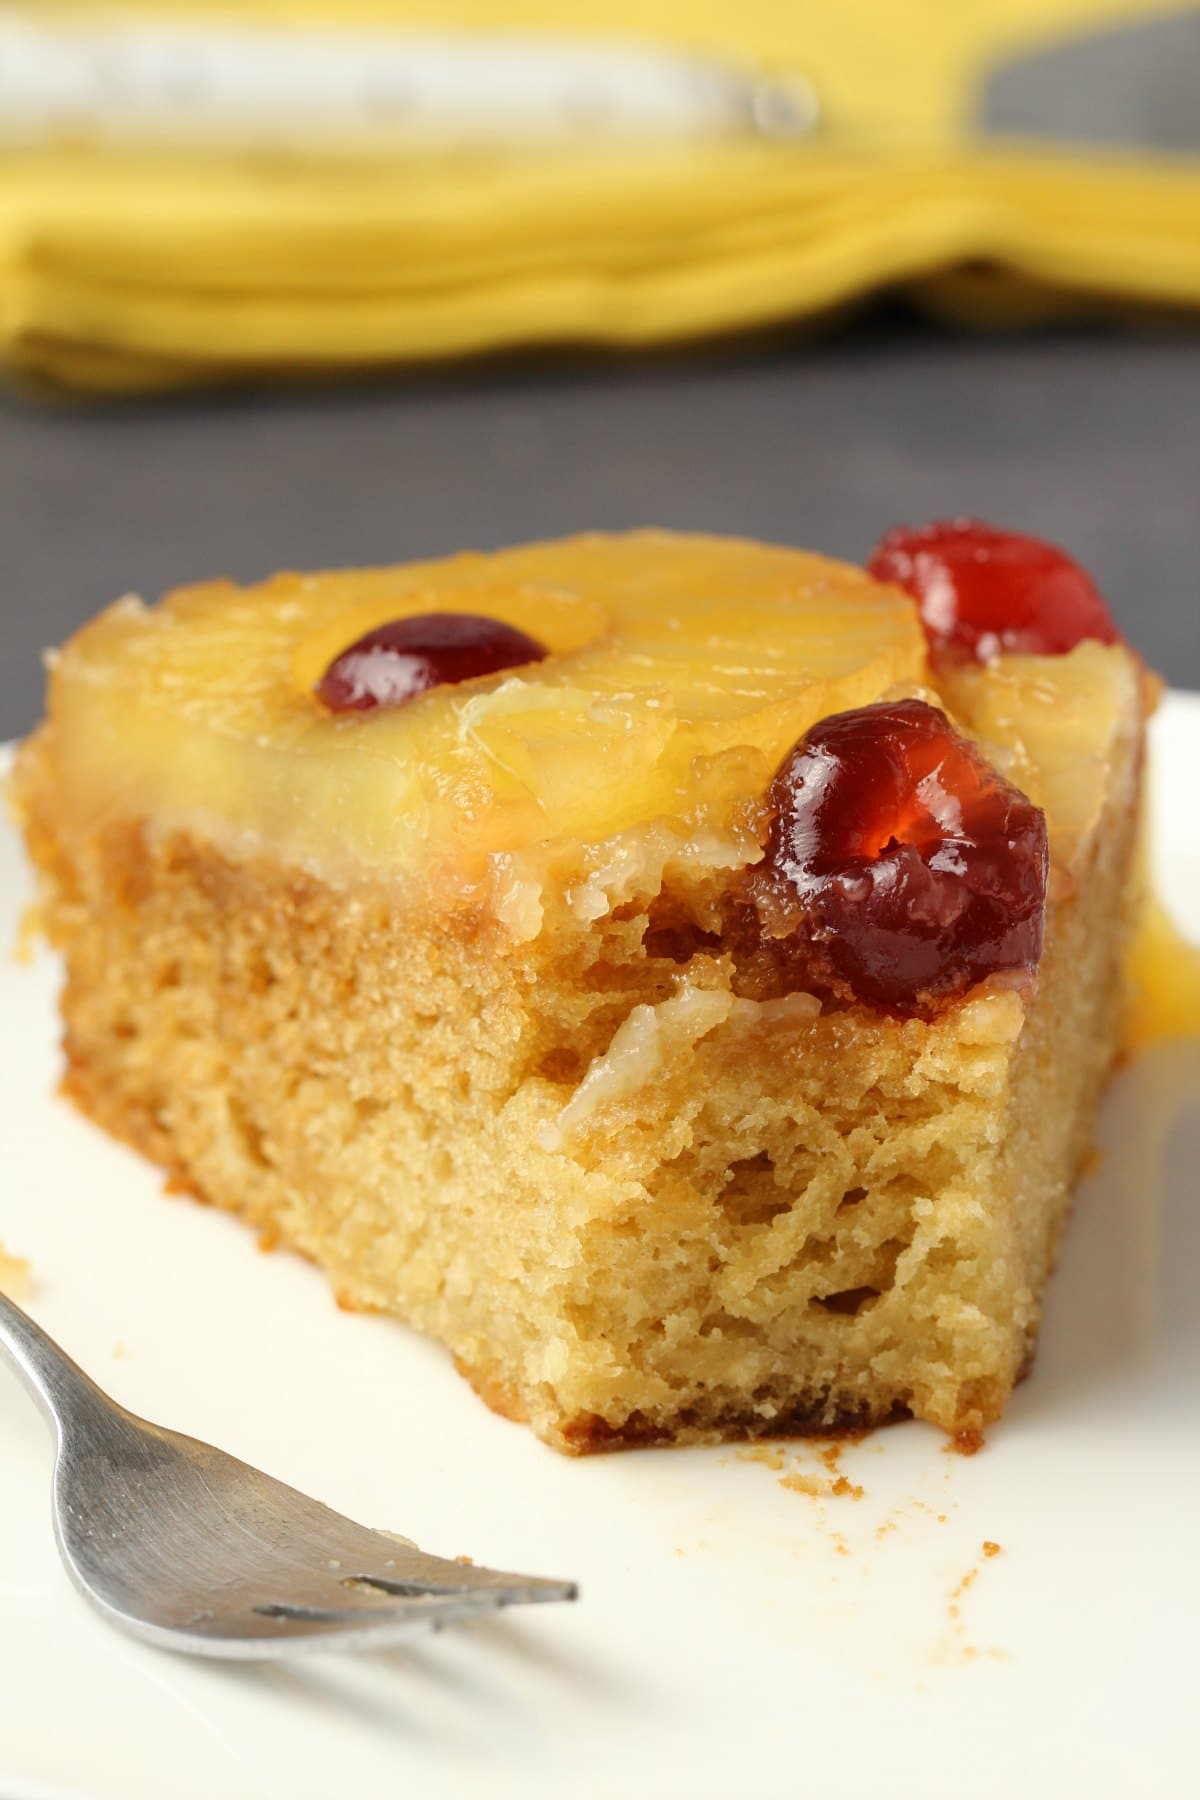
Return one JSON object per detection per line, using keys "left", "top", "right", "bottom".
{"left": 1125, "top": 897, "right": 1200, "bottom": 1050}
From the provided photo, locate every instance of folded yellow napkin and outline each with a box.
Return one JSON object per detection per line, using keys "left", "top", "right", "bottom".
{"left": 4, "top": 0, "right": 1199, "bottom": 392}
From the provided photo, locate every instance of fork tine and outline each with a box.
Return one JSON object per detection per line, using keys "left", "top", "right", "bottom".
{"left": 339, "top": 1569, "right": 577, "bottom": 1604}
{"left": 244, "top": 1482, "right": 577, "bottom": 1606}
{"left": 342, "top": 1548, "right": 577, "bottom": 1604}
{"left": 138, "top": 1583, "right": 554, "bottom": 1660}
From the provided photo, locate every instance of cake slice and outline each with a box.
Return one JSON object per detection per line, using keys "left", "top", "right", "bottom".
{"left": 12, "top": 528, "right": 1148, "bottom": 1451}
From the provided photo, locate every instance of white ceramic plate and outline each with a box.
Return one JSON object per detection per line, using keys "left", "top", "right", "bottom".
{"left": 2, "top": 701, "right": 1198, "bottom": 1800}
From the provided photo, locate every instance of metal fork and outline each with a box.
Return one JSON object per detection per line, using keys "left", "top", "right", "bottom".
{"left": 0, "top": 1292, "right": 576, "bottom": 1658}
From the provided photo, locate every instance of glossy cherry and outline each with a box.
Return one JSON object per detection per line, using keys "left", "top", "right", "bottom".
{"left": 748, "top": 698, "right": 1048, "bottom": 1014}
{"left": 317, "top": 612, "right": 548, "bottom": 713}
{"left": 868, "top": 519, "right": 1121, "bottom": 662}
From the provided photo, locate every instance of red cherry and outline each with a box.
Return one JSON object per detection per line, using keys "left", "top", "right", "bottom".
{"left": 747, "top": 698, "right": 1048, "bottom": 1015}
{"left": 317, "top": 612, "right": 548, "bottom": 713}
{"left": 868, "top": 519, "right": 1121, "bottom": 662}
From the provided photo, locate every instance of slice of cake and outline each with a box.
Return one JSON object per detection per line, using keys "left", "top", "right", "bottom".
{"left": 12, "top": 527, "right": 1149, "bottom": 1451}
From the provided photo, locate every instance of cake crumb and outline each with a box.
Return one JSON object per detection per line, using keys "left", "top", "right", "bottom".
{"left": 939, "top": 1551, "right": 1008, "bottom": 1664}
{"left": 946, "top": 1427, "right": 985, "bottom": 1456}
{"left": 0, "top": 1240, "right": 32, "bottom": 1299}
{"left": 736, "top": 1443, "right": 786, "bottom": 1472}
{"left": 777, "top": 1469, "right": 863, "bottom": 1502}
{"left": 112, "top": 1340, "right": 128, "bottom": 1360}
{"left": 766, "top": 1438, "right": 868, "bottom": 1502}
{"left": 948, "top": 1562, "right": 983, "bottom": 1622}
{"left": 13, "top": 902, "right": 43, "bottom": 964}
{"left": 779, "top": 1471, "right": 826, "bottom": 1497}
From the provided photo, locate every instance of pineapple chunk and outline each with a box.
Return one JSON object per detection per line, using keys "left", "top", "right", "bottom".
{"left": 941, "top": 641, "right": 1146, "bottom": 874}
{"left": 38, "top": 533, "right": 925, "bottom": 904}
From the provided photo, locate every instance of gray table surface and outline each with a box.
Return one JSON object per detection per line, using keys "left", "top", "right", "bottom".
{"left": 1, "top": 320, "right": 1197, "bottom": 741}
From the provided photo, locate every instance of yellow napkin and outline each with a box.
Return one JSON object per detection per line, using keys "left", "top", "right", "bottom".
{"left": 4, "top": 0, "right": 1199, "bottom": 393}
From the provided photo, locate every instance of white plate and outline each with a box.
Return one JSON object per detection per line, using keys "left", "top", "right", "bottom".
{"left": 2, "top": 700, "right": 1199, "bottom": 1800}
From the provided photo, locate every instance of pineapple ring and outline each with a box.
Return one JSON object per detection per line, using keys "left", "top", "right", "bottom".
{"left": 41, "top": 532, "right": 927, "bottom": 892}
{"left": 292, "top": 581, "right": 609, "bottom": 696}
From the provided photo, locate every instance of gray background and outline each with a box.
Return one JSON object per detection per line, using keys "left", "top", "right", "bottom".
{"left": 1, "top": 317, "right": 1197, "bottom": 740}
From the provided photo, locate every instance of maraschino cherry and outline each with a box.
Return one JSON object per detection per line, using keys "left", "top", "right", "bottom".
{"left": 748, "top": 698, "right": 1049, "bottom": 1015}
{"left": 318, "top": 612, "right": 548, "bottom": 713}
{"left": 869, "top": 519, "right": 1121, "bottom": 662}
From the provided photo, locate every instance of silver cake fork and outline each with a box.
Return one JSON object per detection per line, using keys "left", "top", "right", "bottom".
{"left": 0, "top": 1292, "right": 576, "bottom": 1658}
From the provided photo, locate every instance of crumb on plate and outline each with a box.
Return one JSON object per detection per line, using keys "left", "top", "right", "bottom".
{"left": 0, "top": 1239, "right": 32, "bottom": 1299}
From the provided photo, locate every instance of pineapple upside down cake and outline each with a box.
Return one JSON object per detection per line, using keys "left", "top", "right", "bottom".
{"left": 12, "top": 524, "right": 1150, "bottom": 1452}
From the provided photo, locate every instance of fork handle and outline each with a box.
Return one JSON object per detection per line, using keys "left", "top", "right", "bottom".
{"left": 0, "top": 1291, "right": 107, "bottom": 1443}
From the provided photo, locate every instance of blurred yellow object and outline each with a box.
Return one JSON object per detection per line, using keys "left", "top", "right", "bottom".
{"left": 1126, "top": 897, "right": 1200, "bottom": 1050}
{"left": 3, "top": 0, "right": 1200, "bottom": 393}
